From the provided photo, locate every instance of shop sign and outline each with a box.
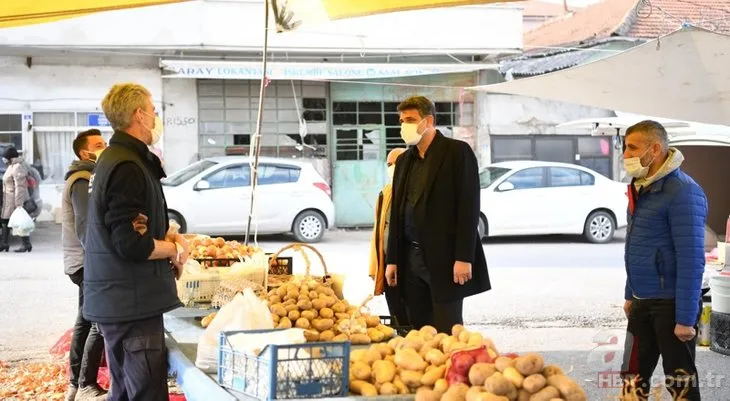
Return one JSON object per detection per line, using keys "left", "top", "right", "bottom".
{"left": 87, "top": 113, "right": 111, "bottom": 127}
{"left": 160, "top": 61, "right": 493, "bottom": 80}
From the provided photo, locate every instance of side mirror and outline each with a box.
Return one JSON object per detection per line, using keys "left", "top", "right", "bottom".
{"left": 497, "top": 181, "right": 515, "bottom": 192}
{"left": 194, "top": 180, "right": 211, "bottom": 191}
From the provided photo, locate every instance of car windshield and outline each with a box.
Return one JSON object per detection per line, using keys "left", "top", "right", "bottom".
{"left": 162, "top": 160, "right": 218, "bottom": 186}
{"left": 479, "top": 167, "right": 511, "bottom": 189}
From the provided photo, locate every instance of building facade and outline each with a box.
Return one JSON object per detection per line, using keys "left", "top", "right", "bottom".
{"left": 0, "top": 0, "right": 523, "bottom": 226}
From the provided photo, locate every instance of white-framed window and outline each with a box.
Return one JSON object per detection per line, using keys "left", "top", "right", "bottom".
{"left": 0, "top": 114, "right": 23, "bottom": 150}
{"left": 32, "top": 112, "right": 113, "bottom": 183}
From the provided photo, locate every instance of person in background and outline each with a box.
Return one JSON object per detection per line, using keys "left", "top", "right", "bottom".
{"left": 621, "top": 120, "right": 707, "bottom": 401}
{"left": 63, "top": 129, "right": 108, "bottom": 401}
{"left": 369, "top": 147, "right": 409, "bottom": 326}
{"left": 384, "top": 96, "right": 490, "bottom": 333}
{"left": 1, "top": 146, "right": 38, "bottom": 252}
{"left": 83, "top": 83, "right": 188, "bottom": 401}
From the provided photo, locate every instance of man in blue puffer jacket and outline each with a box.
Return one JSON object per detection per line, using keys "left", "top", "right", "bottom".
{"left": 620, "top": 121, "right": 707, "bottom": 401}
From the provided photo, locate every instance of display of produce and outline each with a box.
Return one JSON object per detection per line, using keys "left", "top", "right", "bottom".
{"left": 348, "top": 324, "right": 587, "bottom": 401}
{"left": 265, "top": 278, "right": 394, "bottom": 344}
{"left": 187, "top": 235, "right": 262, "bottom": 265}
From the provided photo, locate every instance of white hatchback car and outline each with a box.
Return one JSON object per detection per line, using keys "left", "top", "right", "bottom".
{"left": 161, "top": 156, "right": 335, "bottom": 243}
{"left": 478, "top": 161, "right": 628, "bottom": 243}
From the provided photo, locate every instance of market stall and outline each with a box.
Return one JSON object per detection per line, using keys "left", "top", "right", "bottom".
{"left": 162, "top": 239, "right": 589, "bottom": 401}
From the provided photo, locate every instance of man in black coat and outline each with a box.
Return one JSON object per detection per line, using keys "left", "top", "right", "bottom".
{"left": 385, "top": 96, "right": 490, "bottom": 333}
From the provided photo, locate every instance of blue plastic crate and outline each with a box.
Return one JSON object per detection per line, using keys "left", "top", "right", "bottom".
{"left": 217, "top": 329, "right": 350, "bottom": 400}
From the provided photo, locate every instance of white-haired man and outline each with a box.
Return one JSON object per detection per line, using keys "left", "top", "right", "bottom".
{"left": 83, "top": 83, "right": 188, "bottom": 401}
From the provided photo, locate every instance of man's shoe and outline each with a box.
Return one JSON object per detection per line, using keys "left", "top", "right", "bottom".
{"left": 74, "top": 384, "right": 107, "bottom": 401}
{"left": 64, "top": 385, "right": 78, "bottom": 401}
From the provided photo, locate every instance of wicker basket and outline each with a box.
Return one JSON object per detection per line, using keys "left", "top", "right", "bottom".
{"left": 212, "top": 277, "right": 266, "bottom": 309}
{"left": 267, "top": 243, "right": 344, "bottom": 299}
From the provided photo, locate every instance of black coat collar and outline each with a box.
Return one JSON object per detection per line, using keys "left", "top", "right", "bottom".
{"left": 109, "top": 131, "right": 166, "bottom": 179}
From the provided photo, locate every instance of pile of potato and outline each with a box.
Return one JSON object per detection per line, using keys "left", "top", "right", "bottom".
{"left": 349, "top": 324, "right": 587, "bottom": 401}
{"left": 265, "top": 278, "right": 395, "bottom": 343}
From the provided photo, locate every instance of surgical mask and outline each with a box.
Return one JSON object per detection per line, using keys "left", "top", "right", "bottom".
{"left": 85, "top": 149, "right": 105, "bottom": 162}
{"left": 623, "top": 146, "right": 654, "bottom": 178}
{"left": 140, "top": 110, "right": 162, "bottom": 145}
{"left": 150, "top": 116, "right": 164, "bottom": 146}
{"left": 400, "top": 120, "right": 425, "bottom": 146}
{"left": 387, "top": 165, "right": 395, "bottom": 181}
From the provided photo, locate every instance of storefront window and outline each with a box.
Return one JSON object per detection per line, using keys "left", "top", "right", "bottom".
{"left": 333, "top": 100, "right": 471, "bottom": 154}
{"left": 32, "top": 112, "right": 113, "bottom": 183}
{"left": 197, "top": 80, "right": 327, "bottom": 159}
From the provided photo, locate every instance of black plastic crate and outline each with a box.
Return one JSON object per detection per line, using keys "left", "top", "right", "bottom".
{"left": 379, "top": 315, "right": 412, "bottom": 337}
{"left": 193, "top": 255, "right": 293, "bottom": 275}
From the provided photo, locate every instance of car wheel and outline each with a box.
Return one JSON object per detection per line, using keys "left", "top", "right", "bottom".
{"left": 293, "top": 210, "right": 326, "bottom": 243}
{"left": 168, "top": 211, "right": 187, "bottom": 234}
{"left": 477, "top": 215, "right": 488, "bottom": 240}
{"left": 584, "top": 211, "right": 615, "bottom": 244}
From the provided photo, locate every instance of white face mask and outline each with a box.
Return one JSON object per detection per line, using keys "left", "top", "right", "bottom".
{"left": 623, "top": 146, "right": 654, "bottom": 178}
{"left": 386, "top": 165, "right": 395, "bottom": 181}
{"left": 400, "top": 119, "right": 426, "bottom": 146}
{"left": 85, "top": 148, "right": 105, "bottom": 162}
{"left": 140, "top": 110, "right": 162, "bottom": 145}
{"left": 150, "top": 116, "right": 164, "bottom": 146}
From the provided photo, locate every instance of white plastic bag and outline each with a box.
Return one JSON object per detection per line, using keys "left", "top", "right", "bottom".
{"left": 195, "top": 287, "right": 274, "bottom": 372}
{"left": 8, "top": 208, "right": 35, "bottom": 236}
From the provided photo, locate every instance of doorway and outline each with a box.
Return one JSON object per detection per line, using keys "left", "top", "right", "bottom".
{"left": 332, "top": 126, "right": 386, "bottom": 227}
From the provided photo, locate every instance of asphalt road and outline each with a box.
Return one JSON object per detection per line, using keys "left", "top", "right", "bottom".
{"left": 1, "top": 224, "right": 728, "bottom": 400}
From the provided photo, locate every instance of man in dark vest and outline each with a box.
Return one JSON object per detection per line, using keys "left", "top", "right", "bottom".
{"left": 84, "top": 83, "right": 189, "bottom": 401}
{"left": 63, "top": 129, "right": 108, "bottom": 401}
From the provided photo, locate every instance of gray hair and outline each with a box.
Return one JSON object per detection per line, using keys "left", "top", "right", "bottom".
{"left": 101, "top": 83, "right": 152, "bottom": 131}
{"left": 626, "top": 120, "right": 669, "bottom": 151}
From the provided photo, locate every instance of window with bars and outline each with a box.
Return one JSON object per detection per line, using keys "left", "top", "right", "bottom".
{"left": 197, "top": 80, "right": 328, "bottom": 159}
{"left": 32, "top": 112, "right": 114, "bottom": 183}
{"left": 386, "top": 101, "right": 472, "bottom": 153}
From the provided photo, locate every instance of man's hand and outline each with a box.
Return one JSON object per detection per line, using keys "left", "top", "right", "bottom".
{"left": 453, "top": 261, "right": 472, "bottom": 285}
{"left": 133, "top": 213, "right": 148, "bottom": 236}
{"left": 385, "top": 264, "right": 398, "bottom": 287}
{"left": 624, "top": 300, "right": 633, "bottom": 319}
{"left": 675, "top": 324, "right": 696, "bottom": 342}
{"left": 171, "top": 259, "right": 184, "bottom": 279}
{"left": 165, "top": 225, "right": 178, "bottom": 242}
{"left": 172, "top": 234, "right": 190, "bottom": 265}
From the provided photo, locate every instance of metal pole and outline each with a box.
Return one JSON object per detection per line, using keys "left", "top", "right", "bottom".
{"left": 245, "top": 0, "right": 270, "bottom": 245}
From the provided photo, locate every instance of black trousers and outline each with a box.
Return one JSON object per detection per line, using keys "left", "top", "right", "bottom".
{"left": 621, "top": 298, "right": 701, "bottom": 401}
{"left": 384, "top": 284, "right": 410, "bottom": 327}
{"left": 403, "top": 244, "right": 463, "bottom": 333}
{"left": 68, "top": 271, "right": 105, "bottom": 388}
{"left": 97, "top": 315, "right": 169, "bottom": 401}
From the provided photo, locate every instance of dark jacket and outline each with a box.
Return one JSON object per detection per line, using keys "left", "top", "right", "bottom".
{"left": 386, "top": 131, "right": 490, "bottom": 303}
{"left": 83, "top": 131, "right": 182, "bottom": 323}
{"left": 62, "top": 160, "right": 95, "bottom": 275}
{"left": 625, "top": 167, "right": 707, "bottom": 327}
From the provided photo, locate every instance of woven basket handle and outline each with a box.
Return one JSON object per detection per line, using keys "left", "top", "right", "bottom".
{"left": 268, "top": 243, "right": 329, "bottom": 277}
